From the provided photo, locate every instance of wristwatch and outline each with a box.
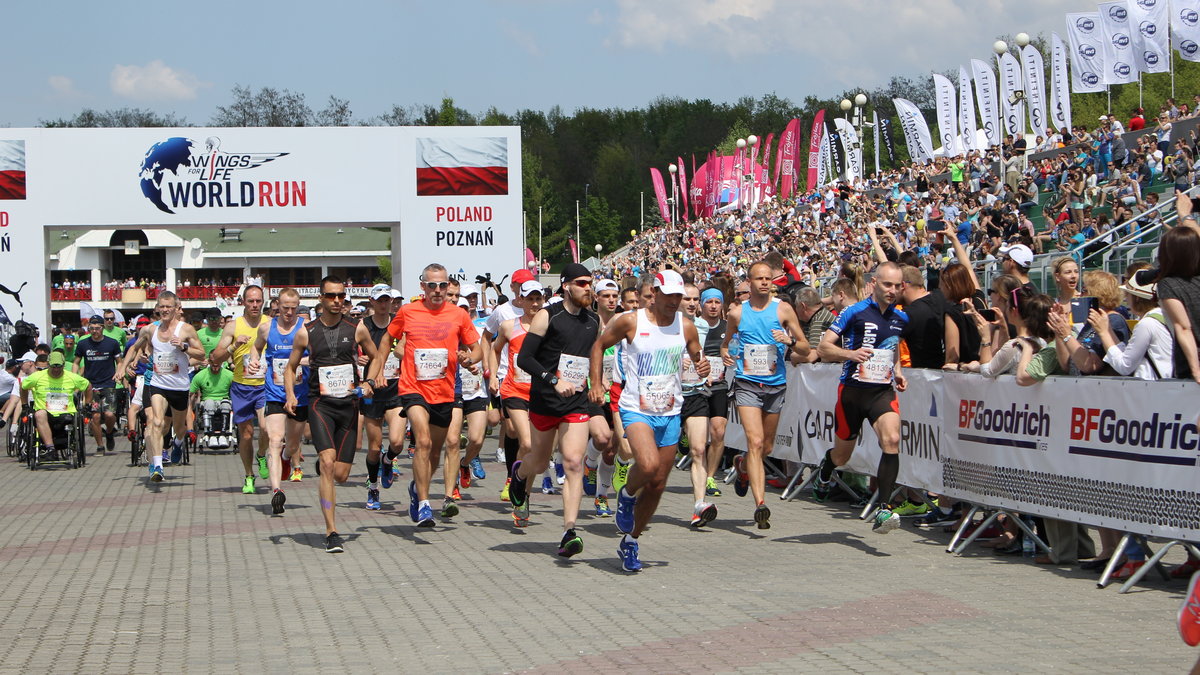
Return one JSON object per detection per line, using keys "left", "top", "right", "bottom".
{"left": 548, "top": 375, "right": 560, "bottom": 387}
{"left": 365, "top": 378, "right": 376, "bottom": 388}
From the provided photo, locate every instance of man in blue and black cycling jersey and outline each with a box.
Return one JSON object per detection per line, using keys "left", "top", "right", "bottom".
{"left": 814, "top": 261, "right": 910, "bottom": 534}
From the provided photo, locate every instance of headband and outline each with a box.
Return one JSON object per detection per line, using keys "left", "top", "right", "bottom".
{"left": 700, "top": 288, "right": 724, "bottom": 304}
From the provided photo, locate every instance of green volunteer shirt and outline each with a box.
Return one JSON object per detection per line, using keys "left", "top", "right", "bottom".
{"left": 21, "top": 369, "right": 90, "bottom": 414}
{"left": 198, "top": 327, "right": 223, "bottom": 359}
{"left": 190, "top": 367, "right": 233, "bottom": 401}
{"left": 103, "top": 326, "right": 128, "bottom": 349}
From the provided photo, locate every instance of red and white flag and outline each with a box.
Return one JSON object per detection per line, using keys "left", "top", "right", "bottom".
{"left": 0, "top": 140, "right": 26, "bottom": 200}
{"left": 415, "top": 137, "right": 508, "bottom": 196}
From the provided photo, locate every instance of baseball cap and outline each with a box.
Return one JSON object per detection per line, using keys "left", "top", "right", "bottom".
{"left": 459, "top": 283, "right": 479, "bottom": 297}
{"left": 595, "top": 279, "right": 619, "bottom": 293}
{"left": 512, "top": 269, "right": 536, "bottom": 284}
{"left": 1099, "top": 115, "right": 1109, "bottom": 121}
{"left": 520, "top": 280, "right": 545, "bottom": 297}
{"left": 89, "top": 315, "right": 104, "bottom": 325}
{"left": 136, "top": 316, "right": 152, "bottom": 328}
{"left": 1120, "top": 268, "right": 1157, "bottom": 300}
{"left": 369, "top": 283, "right": 394, "bottom": 300}
{"left": 998, "top": 243, "right": 1034, "bottom": 268}
{"left": 19, "top": 351, "right": 36, "bottom": 362}
{"left": 653, "top": 269, "right": 686, "bottom": 295}
{"left": 457, "top": 298, "right": 470, "bottom": 308}
{"left": 4, "top": 359, "right": 18, "bottom": 370}
{"left": 559, "top": 263, "right": 591, "bottom": 284}
{"left": 48, "top": 352, "right": 65, "bottom": 367}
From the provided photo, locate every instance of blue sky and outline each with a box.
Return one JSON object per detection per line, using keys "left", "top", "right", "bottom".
{"left": 2, "top": 0, "right": 1085, "bottom": 127}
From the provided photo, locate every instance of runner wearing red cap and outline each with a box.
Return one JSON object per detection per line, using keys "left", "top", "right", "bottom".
{"left": 484, "top": 268, "right": 536, "bottom": 499}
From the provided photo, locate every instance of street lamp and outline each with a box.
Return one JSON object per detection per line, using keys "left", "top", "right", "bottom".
{"left": 746, "top": 135, "right": 758, "bottom": 209}
{"left": 849, "top": 93, "right": 870, "bottom": 180}
{"left": 595, "top": 243, "right": 603, "bottom": 255}
{"left": 668, "top": 163, "right": 678, "bottom": 224}
{"left": 1014, "top": 32, "right": 1030, "bottom": 48}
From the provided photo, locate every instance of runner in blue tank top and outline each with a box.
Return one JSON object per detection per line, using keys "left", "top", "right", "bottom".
{"left": 814, "top": 262, "right": 910, "bottom": 534}
{"left": 249, "top": 288, "right": 310, "bottom": 515}
{"left": 720, "top": 261, "right": 810, "bottom": 530}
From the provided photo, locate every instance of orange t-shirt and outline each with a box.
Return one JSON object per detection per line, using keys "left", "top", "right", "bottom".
{"left": 499, "top": 320, "right": 531, "bottom": 401}
{"left": 387, "top": 300, "right": 480, "bottom": 404}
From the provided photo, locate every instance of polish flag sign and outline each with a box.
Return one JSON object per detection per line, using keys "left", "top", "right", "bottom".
{"left": 0, "top": 140, "right": 26, "bottom": 200}
{"left": 416, "top": 137, "right": 508, "bottom": 196}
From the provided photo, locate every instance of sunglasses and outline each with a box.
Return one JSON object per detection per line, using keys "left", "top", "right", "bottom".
{"left": 568, "top": 279, "right": 592, "bottom": 288}
{"left": 423, "top": 281, "right": 450, "bottom": 291}
{"left": 321, "top": 292, "right": 346, "bottom": 300}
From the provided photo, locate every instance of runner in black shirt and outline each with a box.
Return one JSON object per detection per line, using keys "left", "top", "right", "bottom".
{"left": 75, "top": 315, "right": 123, "bottom": 454}
{"left": 508, "top": 263, "right": 601, "bottom": 558}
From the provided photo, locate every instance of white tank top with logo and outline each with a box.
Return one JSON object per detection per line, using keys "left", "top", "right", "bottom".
{"left": 150, "top": 321, "right": 191, "bottom": 391}
{"left": 618, "top": 309, "right": 685, "bottom": 417}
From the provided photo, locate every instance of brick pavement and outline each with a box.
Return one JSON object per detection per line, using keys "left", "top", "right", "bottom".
{"left": 0, "top": 438, "right": 1195, "bottom": 674}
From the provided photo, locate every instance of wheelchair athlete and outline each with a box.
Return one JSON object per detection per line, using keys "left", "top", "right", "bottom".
{"left": 189, "top": 360, "right": 234, "bottom": 449}
{"left": 20, "top": 351, "right": 93, "bottom": 457}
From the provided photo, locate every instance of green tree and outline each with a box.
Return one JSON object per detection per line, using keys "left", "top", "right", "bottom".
{"left": 41, "top": 108, "right": 188, "bottom": 127}
{"left": 579, "top": 195, "right": 622, "bottom": 255}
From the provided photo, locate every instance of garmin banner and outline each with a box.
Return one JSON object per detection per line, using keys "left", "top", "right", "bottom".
{"left": 1098, "top": 1, "right": 1139, "bottom": 85}
{"left": 1172, "top": 0, "right": 1200, "bottom": 63}
{"left": 1066, "top": 12, "right": 1108, "bottom": 93}
{"left": 970, "top": 59, "right": 1002, "bottom": 147}
{"left": 1050, "top": 33, "right": 1073, "bottom": 133}
{"left": 1021, "top": 45, "right": 1048, "bottom": 136}
{"left": 722, "top": 365, "right": 1200, "bottom": 541}
{"left": 932, "top": 73, "right": 960, "bottom": 157}
{"left": 893, "top": 98, "right": 934, "bottom": 165}
{"left": 824, "top": 115, "right": 845, "bottom": 180}
{"left": 1126, "top": 0, "right": 1170, "bottom": 73}
{"left": 879, "top": 117, "right": 896, "bottom": 167}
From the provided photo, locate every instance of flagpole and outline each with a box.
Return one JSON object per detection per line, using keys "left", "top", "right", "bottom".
{"left": 538, "top": 206, "right": 542, "bottom": 272}
{"left": 1171, "top": 19, "right": 1177, "bottom": 99}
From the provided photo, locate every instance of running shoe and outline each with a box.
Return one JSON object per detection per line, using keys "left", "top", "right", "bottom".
{"left": 812, "top": 477, "right": 835, "bottom": 503}
{"left": 554, "top": 461, "right": 566, "bottom": 485}
{"left": 379, "top": 458, "right": 394, "bottom": 489}
{"left": 271, "top": 489, "right": 286, "bottom": 515}
{"left": 149, "top": 465, "right": 164, "bottom": 482}
{"left": 391, "top": 456, "right": 403, "bottom": 476}
{"left": 242, "top": 476, "right": 255, "bottom": 494}
{"left": 257, "top": 455, "right": 269, "bottom": 479}
{"left": 366, "top": 488, "right": 381, "bottom": 511}
{"left": 440, "top": 498, "right": 459, "bottom": 519}
{"left": 541, "top": 476, "right": 557, "bottom": 494}
{"left": 325, "top": 532, "right": 344, "bottom": 553}
{"left": 871, "top": 507, "right": 901, "bottom": 534}
{"left": 96, "top": 445, "right": 106, "bottom": 456}
{"left": 705, "top": 477, "right": 722, "bottom": 497}
{"left": 1171, "top": 558, "right": 1200, "bottom": 579}
{"left": 459, "top": 464, "right": 471, "bottom": 490}
{"left": 470, "top": 457, "right": 485, "bottom": 480}
{"left": 1111, "top": 560, "right": 1147, "bottom": 580}
{"left": 1179, "top": 570, "right": 1200, "bottom": 646}
{"left": 512, "top": 506, "right": 529, "bottom": 528}
{"left": 407, "top": 481, "right": 418, "bottom": 522}
{"left": 289, "top": 467, "right": 304, "bottom": 482}
{"left": 617, "top": 536, "right": 642, "bottom": 572}
{"left": 583, "top": 464, "right": 598, "bottom": 497}
{"left": 105, "top": 429, "right": 115, "bottom": 452}
{"left": 451, "top": 486, "right": 461, "bottom": 501}
{"left": 613, "top": 461, "right": 630, "bottom": 495}
{"left": 508, "top": 461, "right": 527, "bottom": 507}
{"left": 161, "top": 451, "right": 171, "bottom": 466}
{"left": 415, "top": 502, "right": 435, "bottom": 527}
{"left": 753, "top": 504, "right": 771, "bottom": 530}
{"left": 594, "top": 495, "right": 612, "bottom": 517}
{"left": 733, "top": 454, "right": 749, "bottom": 497}
{"left": 913, "top": 509, "right": 958, "bottom": 528}
{"left": 892, "top": 501, "right": 930, "bottom": 517}
{"left": 558, "top": 528, "right": 584, "bottom": 558}
{"left": 615, "top": 487, "right": 636, "bottom": 534}
{"left": 170, "top": 441, "right": 183, "bottom": 465}
{"left": 500, "top": 478, "right": 511, "bottom": 502}
{"left": 691, "top": 502, "right": 718, "bottom": 528}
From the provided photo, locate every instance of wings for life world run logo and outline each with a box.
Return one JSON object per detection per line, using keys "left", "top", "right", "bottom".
{"left": 139, "top": 137, "right": 305, "bottom": 214}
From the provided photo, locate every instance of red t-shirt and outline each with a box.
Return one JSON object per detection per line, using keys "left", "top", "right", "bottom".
{"left": 387, "top": 301, "right": 480, "bottom": 404}
{"left": 1128, "top": 116, "right": 1145, "bottom": 131}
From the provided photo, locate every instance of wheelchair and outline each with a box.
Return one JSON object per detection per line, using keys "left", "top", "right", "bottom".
{"left": 193, "top": 398, "right": 234, "bottom": 452}
{"left": 27, "top": 401, "right": 87, "bottom": 471}
{"left": 130, "top": 404, "right": 189, "bottom": 466}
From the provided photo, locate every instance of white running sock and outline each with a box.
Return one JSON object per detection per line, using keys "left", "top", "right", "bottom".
{"left": 151, "top": 455, "right": 163, "bottom": 469}
{"left": 597, "top": 460, "right": 614, "bottom": 498}
{"left": 585, "top": 440, "right": 600, "bottom": 464}
{"left": 419, "top": 499, "right": 430, "bottom": 510}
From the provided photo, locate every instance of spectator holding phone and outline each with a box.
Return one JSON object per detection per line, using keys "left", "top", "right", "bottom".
{"left": 1055, "top": 271, "right": 1131, "bottom": 376}
{"left": 964, "top": 287, "right": 1053, "bottom": 377}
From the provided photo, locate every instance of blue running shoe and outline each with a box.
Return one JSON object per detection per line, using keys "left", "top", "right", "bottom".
{"left": 379, "top": 459, "right": 394, "bottom": 489}
{"left": 615, "top": 487, "right": 636, "bottom": 534}
{"left": 149, "top": 465, "right": 164, "bottom": 482}
{"left": 541, "top": 476, "right": 557, "bottom": 494}
{"left": 554, "top": 460, "right": 566, "bottom": 485}
{"left": 366, "top": 488, "right": 381, "bottom": 510}
{"left": 583, "top": 465, "right": 597, "bottom": 497}
{"left": 407, "top": 481, "right": 418, "bottom": 521}
{"left": 618, "top": 536, "right": 642, "bottom": 572}
{"left": 415, "top": 502, "right": 435, "bottom": 527}
{"left": 470, "top": 457, "right": 485, "bottom": 480}
{"left": 169, "top": 441, "right": 183, "bottom": 465}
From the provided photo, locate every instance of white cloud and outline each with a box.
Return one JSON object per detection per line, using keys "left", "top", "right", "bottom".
{"left": 501, "top": 20, "right": 542, "bottom": 57}
{"left": 110, "top": 60, "right": 208, "bottom": 101}
{"left": 48, "top": 75, "right": 81, "bottom": 97}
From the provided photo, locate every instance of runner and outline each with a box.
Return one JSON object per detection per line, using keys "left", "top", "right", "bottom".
{"left": 484, "top": 269, "right": 535, "bottom": 500}
{"left": 508, "top": 263, "right": 601, "bottom": 558}
{"left": 211, "top": 285, "right": 269, "bottom": 494}
{"left": 697, "top": 287, "right": 729, "bottom": 499}
{"left": 438, "top": 280, "right": 489, "bottom": 517}
{"left": 814, "top": 261, "right": 910, "bottom": 533}
{"left": 74, "top": 315, "right": 123, "bottom": 455}
{"left": 590, "top": 269, "right": 709, "bottom": 571}
{"left": 249, "top": 287, "right": 310, "bottom": 515}
{"left": 678, "top": 284, "right": 719, "bottom": 527}
{"left": 119, "top": 292, "right": 204, "bottom": 482}
{"left": 283, "top": 275, "right": 380, "bottom": 553}
{"left": 490, "top": 280, "right": 543, "bottom": 525}
{"left": 378, "top": 263, "right": 482, "bottom": 528}
{"left": 122, "top": 315, "right": 153, "bottom": 443}
{"left": 359, "top": 284, "right": 405, "bottom": 511}
{"left": 585, "top": 278, "right": 622, "bottom": 517}
{"left": 720, "top": 261, "right": 810, "bottom": 529}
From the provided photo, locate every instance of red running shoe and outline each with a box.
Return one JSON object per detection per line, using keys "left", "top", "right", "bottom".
{"left": 1180, "top": 571, "right": 1200, "bottom": 646}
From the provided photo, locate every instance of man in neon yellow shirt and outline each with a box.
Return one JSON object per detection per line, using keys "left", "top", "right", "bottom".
{"left": 21, "top": 351, "right": 92, "bottom": 453}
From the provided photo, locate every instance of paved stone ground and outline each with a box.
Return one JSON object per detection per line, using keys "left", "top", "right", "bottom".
{"left": 0, "top": 436, "right": 1195, "bottom": 674}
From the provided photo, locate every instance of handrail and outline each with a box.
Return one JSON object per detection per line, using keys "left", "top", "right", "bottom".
{"left": 1076, "top": 184, "right": 1198, "bottom": 268}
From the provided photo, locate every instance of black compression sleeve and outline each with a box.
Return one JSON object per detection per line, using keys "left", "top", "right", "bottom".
{"left": 516, "top": 332, "right": 555, "bottom": 385}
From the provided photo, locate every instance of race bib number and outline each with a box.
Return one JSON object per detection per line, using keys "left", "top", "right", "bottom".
{"left": 153, "top": 352, "right": 179, "bottom": 375}
{"left": 855, "top": 348, "right": 895, "bottom": 385}
{"left": 743, "top": 344, "right": 776, "bottom": 377}
{"left": 271, "top": 359, "right": 300, "bottom": 386}
{"left": 460, "top": 367, "right": 483, "bottom": 396}
{"left": 511, "top": 365, "right": 532, "bottom": 385}
{"left": 414, "top": 348, "right": 448, "bottom": 381}
{"left": 46, "top": 392, "right": 70, "bottom": 414}
{"left": 639, "top": 375, "right": 677, "bottom": 414}
{"left": 557, "top": 354, "right": 589, "bottom": 389}
{"left": 242, "top": 353, "right": 262, "bottom": 378}
{"left": 602, "top": 353, "right": 616, "bottom": 387}
{"left": 318, "top": 364, "right": 354, "bottom": 398}
{"left": 705, "top": 356, "right": 726, "bottom": 383}
{"left": 382, "top": 354, "right": 400, "bottom": 381}
{"left": 681, "top": 357, "right": 701, "bottom": 384}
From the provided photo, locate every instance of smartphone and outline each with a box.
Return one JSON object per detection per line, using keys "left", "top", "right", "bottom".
{"left": 875, "top": 227, "right": 885, "bottom": 236}
{"left": 1071, "top": 297, "right": 1098, "bottom": 324}
{"left": 978, "top": 308, "right": 999, "bottom": 322}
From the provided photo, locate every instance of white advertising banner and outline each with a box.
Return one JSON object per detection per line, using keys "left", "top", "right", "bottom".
{"left": 1126, "top": 0, "right": 1170, "bottom": 73}
{"left": 958, "top": 66, "right": 978, "bottom": 152}
{"left": 1021, "top": 45, "right": 1049, "bottom": 136}
{"left": 892, "top": 98, "right": 935, "bottom": 165}
{"left": 1098, "top": 1, "right": 1140, "bottom": 84}
{"left": 997, "top": 52, "right": 1026, "bottom": 137}
{"left": 1066, "top": 12, "right": 1109, "bottom": 93}
{"left": 932, "top": 73, "right": 960, "bottom": 157}
{"left": 833, "top": 117, "right": 861, "bottom": 181}
{"left": 1050, "top": 33, "right": 1074, "bottom": 133}
{"left": 970, "top": 59, "right": 1002, "bottom": 147}
{"left": 1172, "top": 0, "right": 1200, "bottom": 62}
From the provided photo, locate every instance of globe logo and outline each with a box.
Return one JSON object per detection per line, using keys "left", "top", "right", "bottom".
{"left": 139, "top": 137, "right": 195, "bottom": 214}
{"left": 1141, "top": 21, "right": 1157, "bottom": 37}
{"left": 1112, "top": 33, "right": 1130, "bottom": 49}
{"left": 1145, "top": 51, "right": 1160, "bottom": 66}
{"left": 1109, "top": 6, "right": 1127, "bottom": 21}
{"left": 1183, "top": 9, "right": 1200, "bottom": 26}
{"left": 1114, "top": 62, "right": 1132, "bottom": 77}
{"left": 1080, "top": 44, "right": 1097, "bottom": 58}
{"left": 1083, "top": 72, "right": 1101, "bottom": 85}
{"left": 1183, "top": 39, "right": 1200, "bottom": 55}
{"left": 1077, "top": 17, "right": 1096, "bottom": 32}
{"left": 1137, "top": 0, "right": 1156, "bottom": 8}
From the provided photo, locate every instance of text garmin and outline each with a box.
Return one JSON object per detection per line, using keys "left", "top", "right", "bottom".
{"left": 139, "top": 136, "right": 303, "bottom": 214}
